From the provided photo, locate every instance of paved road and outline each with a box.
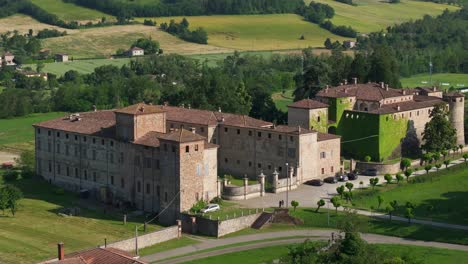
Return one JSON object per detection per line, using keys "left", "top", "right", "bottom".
{"left": 142, "top": 230, "right": 468, "bottom": 263}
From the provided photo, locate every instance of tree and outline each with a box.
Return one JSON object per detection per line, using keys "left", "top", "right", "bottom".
{"left": 131, "top": 38, "right": 160, "bottom": 54}
{"left": 316, "top": 199, "right": 325, "bottom": 212}
{"left": 459, "top": 144, "right": 464, "bottom": 154}
{"left": 395, "top": 173, "right": 404, "bottom": 184}
{"left": 336, "top": 185, "right": 345, "bottom": 199}
{"left": 422, "top": 152, "right": 433, "bottom": 164}
{"left": 400, "top": 158, "right": 411, "bottom": 171}
{"left": 424, "top": 164, "right": 432, "bottom": 174}
{"left": 293, "top": 55, "right": 331, "bottom": 100}
{"left": 405, "top": 207, "right": 414, "bottom": 223}
{"left": 377, "top": 195, "right": 384, "bottom": 209}
{"left": 404, "top": 169, "right": 413, "bottom": 181}
{"left": 384, "top": 174, "right": 392, "bottom": 185}
{"left": 343, "top": 191, "right": 352, "bottom": 203}
{"left": 386, "top": 205, "right": 394, "bottom": 221}
{"left": 36, "top": 62, "right": 44, "bottom": 73}
{"left": 441, "top": 149, "right": 448, "bottom": 159}
{"left": 443, "top": 159, "right": 451, "bottom": 169}
{"left": 324, "top": 38, "right": 332, "bottom": 49}
{"left": 15, "top": 150, "right": 35, "bottom": 179}
{"left": 422, "top": 104, "right": 457, "bottom": 153}
{"left": 1, "top": 185, "right": 23, "bottom": 216}
{"left": 463, "top": 153, "right": 468, "bottom": 164}
{"left": 331, "top": 196, "right": 341, "bottom": 213}
{"left": 369, "top": 177, "right": 379, "bottom": 190}
{"left": 345, "top": 182, "right": 353, "bottom": 192}
{"left": 291, "top": 200, "right": 299, "bottom": 211}
{"left": 435, "top": 163, "right": 442, "bottom": 171}
{"left": 364, "top": 155, "right": 371, "bottom": 162}
{"left": 389, "top": 200, "right": 398, "bottom": 220}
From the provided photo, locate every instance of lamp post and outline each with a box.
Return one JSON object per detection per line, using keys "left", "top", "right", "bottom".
{"left": 286, "top": 162, "right": 289, "bottom": 208}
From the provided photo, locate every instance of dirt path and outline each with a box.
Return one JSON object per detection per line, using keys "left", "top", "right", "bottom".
{"left": 0, "top": 151, "right": 19, "bottom": 164}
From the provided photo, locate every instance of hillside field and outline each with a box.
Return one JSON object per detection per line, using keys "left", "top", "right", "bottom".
{"left": 42, "top": 25, "right": 231, "bottom": 59}
{"left": 400, "top": 73, "right": 468, "bottom": 88}
{"left": 310, "top": 0, "right": 459, "bottom": 33}
{"left": 140, "top": 14, "right": 350, "bottom": 51}
{"left": 30, "top": 0, "right": 113, "bottom": 22}
{"left": 0, "top": 14, "right": 68, "bottom": 34}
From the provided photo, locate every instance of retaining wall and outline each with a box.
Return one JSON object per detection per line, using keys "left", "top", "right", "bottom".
{"left": 355, "top": 161, "right": 401, "bottom": 175}
{"left": 104, "top": 225, "right": 180, "bottom": 251}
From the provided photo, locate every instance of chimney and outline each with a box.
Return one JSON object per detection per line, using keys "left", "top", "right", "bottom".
{"left": 402, "top": 89, "right": 406, "bottom": 95}
{"left": 218, "top": 107, "right": 222, "bottom": 113}
{"left": 353, "top": 77, "right": 358, "bottom": 85}
{"left": 340, "top": 82, "right": 343, "bottom": 86}
{"left": 433, "top": 86, "right": 437, "bottom": 92}
{"left": 298, "top": 126, "right": 301, "bottom": 133}
{"left": 92, "top": 105, "right": 97, "bottom": 112}
{"left": 188, "top": 104, "right": 191, "bottom": 109}
{"left": 380, "top": 82, "right": 385, "bottom": 89}
{"left": 344, "top": 79, "right": 348, "bottom": 85}
{"left": 139, "top": 106, "right": 144, "bottom": 112}
{"left": 385, "top": 84, "right": 389, "bottom": 91}
{"left": 181, "top": 103, "right": 185, "bottom": 108}
{"left": 58, "top": 243, "right": 64, "bottom": 260}
{"left": 396, "top": 105, "right": 400, "bottom": 111}
{"left": 221, "top": 117, "right": 225, "bottom": 123}
{"left": 190, "top": 127, "right": 196, "bottom": 134}
{"left": 163, "top": 101, "right": 169, "bottom": 107}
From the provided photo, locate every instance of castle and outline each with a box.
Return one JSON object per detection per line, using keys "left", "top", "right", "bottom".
{"left": 33, "top": 103, "right": 340, "bottom": 224}
{"left": 288, "top": 80, "right": 465, "bottom": 161}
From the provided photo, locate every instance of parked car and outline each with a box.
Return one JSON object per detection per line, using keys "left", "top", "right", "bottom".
{"left": 305, "top": 179, "right": 324, "bottom": 186}
{"left": 347, "top": 172, "right": 358, "bottom": 180}
{"left": 201, "top": 204, "right": 220, "bottom": 213}
{"left": 337, "top": 174, "right": 349, "bottom": 182}
{"left": 362, "top": 168, "right": 377, "bottom": 176}
{"left": 324, "top": 176, "right": 338, "bottom": 184}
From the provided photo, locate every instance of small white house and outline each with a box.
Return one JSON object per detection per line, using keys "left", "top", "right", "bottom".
{"left": 343, "top": 40, "right": 357, "bottom": 49}
{"left": 55, "top": 53, "right": 69, "bottom": 62}
{"left": 128, "top": 47, "right": 144, "bottom": 57}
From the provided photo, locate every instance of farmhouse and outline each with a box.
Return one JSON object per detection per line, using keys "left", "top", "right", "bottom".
{"left": 128, "top": 47, "right": 144, "bottom": 57}
{"left": 33, "top": 103, "right": 340, "bottom": 224}
{"left": 0, "top": 51, "right": 15, "bottom": 66}
{"left": 343, "top": 40, "right": 356, "bottom": 49}
{"left": 55, "top": 53, "right": 69, "bottom": 62}
{"left": 288, "top": 79, "right": 465, "bottom": 162}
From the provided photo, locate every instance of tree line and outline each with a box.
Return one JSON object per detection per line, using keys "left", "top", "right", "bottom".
{"left": 64, "top": 0, "right": 305, "bottom": 17}
{"left": 160, "top": 18, "right": 208, "bottom": 44}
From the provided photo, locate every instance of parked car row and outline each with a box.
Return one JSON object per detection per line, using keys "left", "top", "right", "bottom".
{"left": 305, "top": 172, "right": 359, "bottom": 186}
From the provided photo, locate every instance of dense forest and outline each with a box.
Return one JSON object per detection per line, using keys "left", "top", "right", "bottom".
{"left": 357, "top": 8, "right": 468, "bottom": 77}
{"left": 64, "top": 0, "right": 305, "bottom": 17}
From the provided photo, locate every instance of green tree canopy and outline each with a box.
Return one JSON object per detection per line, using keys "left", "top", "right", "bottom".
{"left": 422, "top": 104, "right": 457, "bottom": 152}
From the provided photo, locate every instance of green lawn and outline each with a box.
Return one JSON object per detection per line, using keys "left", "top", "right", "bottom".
{"left": 181, "top": 244, "right": 293, "bottom": 264}
{"left": 401, "top": 73, "right": 468, "bottom": 89}
{"left": 311, "top": 0, "right": 459, "bottom": 33}
{"left": 350, "top": 163, "right": 468, "bottom": 225}
{"left": 272, "top": 89, "right": 294, "bottom": 112}
{"left": 140, "top": 14, "right": 349, "bottom": 51}
{"left": 30, "top": 0, "right": 113, "bottom": 22}
{"left": 139, "top": 236, "right": 198, "bottom": 256}
{"left": 0, "top": 112, "right": 65, "bottom": 152}
{"left": 0, "top": 170, "right": 160, "bottom": 264}
{"left": 26, "top": 58, "right": 133, "bottom": 76}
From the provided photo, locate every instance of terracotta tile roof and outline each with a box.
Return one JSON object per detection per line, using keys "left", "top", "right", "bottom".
{"left": 367, "top": 96, "right": 445, "bottom": 114}
{"left": 115, "top": 103, "right": 165, "bottom": 115}
{"left": 33, "top": 111, "right": 116, "bottom": 137}
{"left": 205, "top": 142, "right": 219, "bottom": 149}
{"left": 163, "top": 106, "right": 272, "bottom": 128}
{"left": 317, "top": 132, "right": 341, "bottom": 142}
{"left": 130, "top": 47, "right": 144, "bottom": 51}
{"left": 50, "top": 247, "right": 146, "bottom": 264}
{"left": 288, "top": 99, "right": 328, "bottom": 109}
{"left": 3, "top": 51, "right": 13, "bottom": 56}
{"left": 317, "top": 83, "right": 409, "bottom": 101}
{"left": 134, "top": 129, "right": 206, "bottom": 147}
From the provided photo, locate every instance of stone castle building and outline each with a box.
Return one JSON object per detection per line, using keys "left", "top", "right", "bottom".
{"left": 287, "top": 80, "right": 465, "bottom": 161}
{"left": 34, "top": 103, "right": 340, "bottom": 224}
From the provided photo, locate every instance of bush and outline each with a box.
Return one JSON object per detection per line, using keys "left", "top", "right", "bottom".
{"left": 210, "top": 197, "right": 223, "bottom": 204}
{"left": 53, "top": 188, "right": 65, "bottom": 195}
{"left": 3, "top": 170, "right": 19, "bottom": 181}
{"left": 364, "top": 156, "right": 372, "bottom": 162}
{"left": 190, "top": 200, "right": 208, "bottom": 213}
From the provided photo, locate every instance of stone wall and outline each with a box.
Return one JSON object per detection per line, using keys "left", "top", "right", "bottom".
{"left": 222, "top": 183, "right": 262, "bottom": 200}
{"left": 273, "top": 177, "right": 297, "bottom": 193}
{"left": 355, "top": 161, "right": 401, "bottom": 175}
{"left": 104, "top": 225, "right": 180, "bottom": 252}
{"left": 217, "top": 213, "right": 262, "bottom": 237}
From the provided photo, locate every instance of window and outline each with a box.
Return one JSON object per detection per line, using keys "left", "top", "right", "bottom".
{"left": 92, "top": 150, "right": 96, "bottom": 160}
{"left": 225, "top": 158, "right": 228, "bottom": 163}
{"left": 146, "top": 183, "right": 150, "bottom": 194}
{"left": 75, "top": 135, "right": 78, "bottom": 141}
{"left": 92, "top": 138, "right": 96, "bottom": 144}
{"left": 279, "top": 135, "right": 282, "bottom": 140}
{"left": 258, "top": 132, "right": 262, "bottom": 137}
{"left": 101, "top": 139, "right": 105, "bottom": 145}
{"left": 84, "top": 170, "right": 87, "bottom": 180}
{"left": 48, "top": 130, "right": 51, "bottom": 136}
{"left": 248, "top": 131, "right": 252, "bottom": 136}
{"left": 37, "top": 128, "right": 41, "bottom": 134}
{"left": 137, "top": 181, "right": 141, "bottom": 193}
{"left": 38, "top": 139, "right": 41, "bottom": 150}
{"left": 48, "top": 142, "right": 51, "bottom": 152}
{"left": 110, "top": 153, "right": 114, "bottom": 163}
{"left": 65, "top": 133, "right": 69, "bottom": 139}
{"left": 74, "top": 147, "right": 78, "bottom": 156}
{"left": 224, "top": 127, "right": 228, "bottom": 132}
{"left": 200, "top": 127, "right": 205, "bottom": 132}
{"left": 237, "top": 160, "right": 240, "bottom": 165}
{"left": 249, "top": 161, "right": 252, "bottom": 167}
{"left": 268, "top": 133, "right": 271, "bottom": 139}
{"left": 75, "top": 168, "right": 78, "bottom": 178}
{"left": 258, "top": 163, "right": 262, "bottom": 168}
{"left": 268, "top": 165, "right": 272, "bottom": 170}
{"left": 57, "top": 132, "right": 60, "bottom": 137}
{"left": 83, "top": 136, "right": 87, "bottom": 142}
{"left": 56, "top": 143, "right": 60, "bottom": 154}
{"left": 185, "top": 146, "right": 189, "bottom": 153}
{"left": 48, "top": 161, "right": 52, "bottom": 172}
{"left": 195, "top": 144, "right": 199, "bottom": 151}
{"left": 93, "top": 172, "right": 97, "bottom": 182}
{"left": 134, "top": 156, "right": 141, "bottom": 166}
{"left": 65, "top": 145, "right": 69, "bottom": 156}
{"left": 278, "top": 166, "right": 282, "bottom": 172}
{"left": 120, "top": 152, "right": 124, "bottom": 163}
{"left": 290, "top": 136, "right": 294, "bottom": 142}
{"left": 155, "top": 159, "right": 160, "bottom": 169}
{"left": 237, "top": 129, "right": 240, "bottom": 135}
{"left": 321, "top": 168, "right": 325, "bottom": 174}
{"left": 111, "top": 175, "right": 114, "bottom": 185}
{"left": 317, "top": 116, "right": 321, "bottom": 122}
{"left": 170, "top": 123, "right": 174, "bottom": 128}
{"left": 164, "top": 144, "right": 168, "bottom": 151}
{"left": 66, "top": 166, "right": 70, "bottom": 176}
{"left": 144, "top": 157, "right": 152, "bottom": 169}
{"left": 121, "top": 178, "right": 125, "bottom": 188}
{"left": 157, "top": 186, "right": 160, "bottom": 197}
{"left": 110, "top": 141, "right": 114, "bottom": 147}
{"left": 320, "top": 152, "right": 326, "bottom": 159}
{"left": 288, "top": 148, "right": 296, "bottom": 158}
{"left": 165, "top": 192, "right": 168, "bottom": 202}
{"left": 57, "top": 164, "right": 61, "bottom": 174}
{"left": 331, "top": 166, "right": 334, "bottom": 173}
{"left": 172, "top": 145, "right": 176, "bottom": 152}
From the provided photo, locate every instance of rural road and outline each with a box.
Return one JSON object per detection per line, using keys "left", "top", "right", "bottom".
{"left": 142, "top": 230, "right": 468, "bottom": 263}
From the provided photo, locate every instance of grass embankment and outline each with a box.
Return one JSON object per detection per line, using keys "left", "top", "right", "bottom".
{"left": 350, "top": 162, "right": 468, "bottom": 225}
{"left": 140, "top": 14, "right": 349, "bottom": 51}
{"left": 310, "top": 0, "right": 459, "bottom": 33}
{"left": 401, "top": 73, "right": 468, "bottom": 88}
{"left": 30, "top": 0, "right": 113, "bottom": 22}
{"left": 139, "top": 237, "right": 198, "bottom": 257}
{"left": 0, "top": 112, "right": 65, "bottom": 152}
{"left": 0, "top": 170, "right": 160, "bottom": 264}
{"left": 42, "top": 25, "right": 230, "bottom": 59}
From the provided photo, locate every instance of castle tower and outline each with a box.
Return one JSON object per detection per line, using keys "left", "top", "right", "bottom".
{"left": 444, "top": 93, "right": 465, "bottom": 145}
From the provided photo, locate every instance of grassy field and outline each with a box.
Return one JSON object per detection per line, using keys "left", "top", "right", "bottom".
{"left": 141, "top": 14, "right": 349, "bottom": 51}
{"left": 350, "top": 163, "right": 468, "bottom": 225}
{"left": 139, "top": 236, "right": 198, "bottom": 256}
{"left": 181, "top": 242, "right": 468, "bottom": 264}
{"left": 310, "top": 0, "right": 459, "bottom": 33}
{"left": 272, "top": 89, "right": 294, "bottom": 112}
{"left": 42, "top": 25, "right": 230, "bottom": 59}
{"left": 0, "top": 112, "right": 65, "bottom": 152}
{"left": 30, "top": 0, "right": 113, "bottom": 22}
{"left": 0, "top": 14, "right": 69, "bottom": 34}
{"left": 0, "top": 170, "right": 159, "bottom": 264}
{"left": 26, "top": 58, "right": 133, "bottom": 76}
{"left": 401, "top": 73, "right": 468, "bottom": 88}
